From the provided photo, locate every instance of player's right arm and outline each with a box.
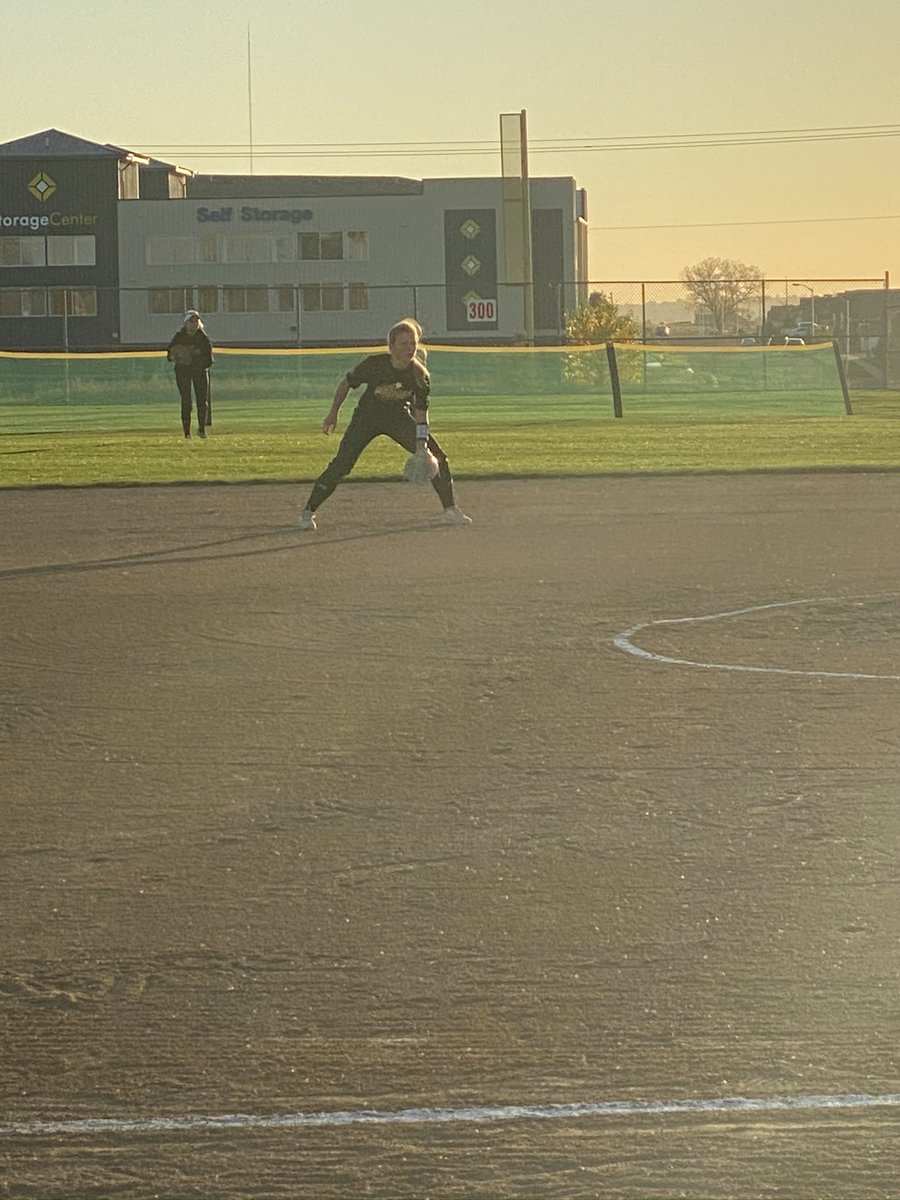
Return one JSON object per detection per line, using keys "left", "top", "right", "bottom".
{"left": 322, "top": 376, "right": 352, "bottom": 434}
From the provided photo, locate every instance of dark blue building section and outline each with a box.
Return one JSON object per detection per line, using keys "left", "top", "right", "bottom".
{"left": 532, "top": 208, "right": 565, "bottom": 333}
{"left": 0, "top": 130, "right": 126, "bottom": 349}
{"left": 444, "top": 209, "right": 499, "bottom": 333}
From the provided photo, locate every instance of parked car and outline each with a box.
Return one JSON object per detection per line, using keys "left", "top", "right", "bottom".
{"left": 783, "top": 322, "right": 823, "bottom": 339}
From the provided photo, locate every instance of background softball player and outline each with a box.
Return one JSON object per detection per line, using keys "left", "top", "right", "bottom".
{"left": 167, "top": 310, "right": 213, "bottom": 440}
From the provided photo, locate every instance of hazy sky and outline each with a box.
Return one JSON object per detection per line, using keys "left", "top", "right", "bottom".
{"left": 3, "top": 0, "right": 898, "bottom": 286}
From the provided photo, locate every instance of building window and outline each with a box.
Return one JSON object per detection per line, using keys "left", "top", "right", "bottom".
{"left": 0, "top": 288, "right": 47, "bottom": 316}
{"left": 47, "top": 236, "right": 96, "bottom": 267}
{"left": 273, "top": 236, "right": 294, "bottom": 262}
{"left": 349, "top": 283, "right": 368, "bottom": 311}
{"left": 197, "top": 286, "right": 219, "bottom": 313}
{"left": 146, "top": 238, "right": 195, "bottom": 265}
{"left": 196, "top": 235, "right": 220, "bottom": 263}
{"left": 48, "top": 288, "right": 98, "bottom": 317}
{"left": 346, "top": 232, "right": 369, "bottom": 261}
{"left": 300, "top": 285, "right": 321, "bottom": 311}
{"left": 0, "top": 237, "right": 46, "bottom": 267}
{"left": 302, "top": 284, "right": 345, "bottom": 311}
{"left": 320, "top": 232, "right": 343, "bottom": 261}
{"left": 223, "top": 236, "right": 273, "bottom": 263}
{"left": 322, "top": 284, "right": 344, "bottom": 311}
{"left": 276, "top": 287, "right": 295, "bottom": 312}
{"left": 299, "top": 232, "right": 344, "bottom": 261}
{"left": 299, "top": 233, "right": 320, "bottom": 261}
{"left": 223, "top": 286, "right": 269, "bottom": 312}
{"left": 149, "top": 287, "right": 193, "bottom": 315}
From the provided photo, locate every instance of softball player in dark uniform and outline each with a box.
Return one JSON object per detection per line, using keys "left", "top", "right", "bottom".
{"left": 167, "top": 310, "right": 213, "bottom": 439}
{"left": 299, "top": 318, "right": 471, "bottom": 529}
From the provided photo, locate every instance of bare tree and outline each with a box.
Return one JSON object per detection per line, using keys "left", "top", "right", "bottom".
{"left": 681, "top": 256, "right": 764, "bottom": 335}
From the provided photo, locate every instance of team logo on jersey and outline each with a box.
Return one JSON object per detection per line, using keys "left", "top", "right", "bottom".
{"left": 375, "top": 383, "right": 411, "bottom": 402}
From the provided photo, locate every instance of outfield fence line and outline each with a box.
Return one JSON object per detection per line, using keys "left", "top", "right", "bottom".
{"left": 2, "top": 276, "right": 897, "bottom": 390}
{"left": 0, "top": 340, "right": 852, "bottom": 420}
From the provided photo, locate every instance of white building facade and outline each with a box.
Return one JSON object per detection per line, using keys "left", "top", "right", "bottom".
{"left": 118, "top": 175, "right": 588, "bottom": 347}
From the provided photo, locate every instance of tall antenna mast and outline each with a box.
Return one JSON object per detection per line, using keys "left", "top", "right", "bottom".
{"left": 247, "top": 24, "right": 254, "bottom": 174}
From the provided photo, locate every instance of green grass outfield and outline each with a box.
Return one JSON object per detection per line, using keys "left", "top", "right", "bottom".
{"left": 2, "top": 390, "right": 900, "bottom": 488}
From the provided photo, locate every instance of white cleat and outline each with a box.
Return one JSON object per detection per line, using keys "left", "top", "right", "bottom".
{"left": 298, "top": 510, "right": 317, "bottom": 530}
{"left": 442, "top": 505, "right": 472, "bottom": 526}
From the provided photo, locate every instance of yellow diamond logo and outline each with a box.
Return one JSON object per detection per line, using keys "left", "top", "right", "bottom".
{"left": 28, "top": 172, "right": 57, "bottom": 203}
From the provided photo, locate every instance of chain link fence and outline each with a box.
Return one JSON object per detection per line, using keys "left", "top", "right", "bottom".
{"left": 3, "top": 277, "right": 898, "bottom": 388}
{"left": 582, "top": 277, "right": 895, "bottom": 389}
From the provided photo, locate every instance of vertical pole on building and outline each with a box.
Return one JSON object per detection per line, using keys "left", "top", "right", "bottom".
{"left": 247, "top": 25, "right": 255, "bottom": 175}
{"left": 500, "top": 110, "right": 534, "bottom": 344}
{"left": 519, "top": 110, "right": 534, "bottom": 346}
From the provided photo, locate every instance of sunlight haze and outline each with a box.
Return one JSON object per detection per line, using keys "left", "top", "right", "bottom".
{"left": 3, "top": 0, "right": 898, "bottom": 285}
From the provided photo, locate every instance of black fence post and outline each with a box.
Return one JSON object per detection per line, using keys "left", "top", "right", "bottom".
{"left": 606, "top": 341, "right": 623, "bottom": 418}
{"left": 832, "top": 338, "right": 853, "bottom": 414}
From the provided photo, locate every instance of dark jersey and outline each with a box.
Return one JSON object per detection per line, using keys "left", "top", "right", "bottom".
{"left": 346, "top": 353, "right": 430, "bottom": 412}
{"left": 167, "top": 329, "right": 213, "bottom": 370}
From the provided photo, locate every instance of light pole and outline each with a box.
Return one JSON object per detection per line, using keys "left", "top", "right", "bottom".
{"left": 792, "top": 283, "right": 816, "bottom": 336}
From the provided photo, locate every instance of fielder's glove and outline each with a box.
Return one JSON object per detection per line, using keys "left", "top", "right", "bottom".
{"left": 168, "top": 344, "right": 194, "bottom": 366}
{"left": 403, "top": 445, "right": 440, "bottom": 484}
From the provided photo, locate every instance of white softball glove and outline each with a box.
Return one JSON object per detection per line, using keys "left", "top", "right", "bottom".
{"left": 403, "top": 446, "right": 439, "bottom": 483}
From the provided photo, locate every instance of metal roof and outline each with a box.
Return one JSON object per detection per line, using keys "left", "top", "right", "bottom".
{"left": 188, "top": 173, "right": 425, "bottom": 199}
{"left": 0, "top": 128, "right": 144, "bottom": 160}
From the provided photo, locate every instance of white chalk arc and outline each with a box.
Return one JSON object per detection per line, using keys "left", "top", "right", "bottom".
{"left": 613, "top": 597, "right": 900, "bottom": 681}
{"left": 3, "top": 1091, "right": 900, "bottom": 1137}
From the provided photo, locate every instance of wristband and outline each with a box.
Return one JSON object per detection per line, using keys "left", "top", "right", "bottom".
{"left": 415, "top": 423, "right": 429, "bottom": 441}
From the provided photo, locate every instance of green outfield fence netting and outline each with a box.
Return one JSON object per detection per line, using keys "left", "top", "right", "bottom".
{"left": 0, "top": 340, "right": 850, "bottom": 422}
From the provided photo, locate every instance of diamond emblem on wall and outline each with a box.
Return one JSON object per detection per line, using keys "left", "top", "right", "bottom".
{"left": 28, "top": 172, "right": 57, "bottom": 203}
{"left": 461, "top": 254, "right": 481, "bottom": 277}
{"left": 460, "top": 219, "right": 481, "bottom": 240}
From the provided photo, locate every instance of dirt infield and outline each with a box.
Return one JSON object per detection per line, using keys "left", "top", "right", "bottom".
{"left": 2, "top": 473, "right": 900, "bottom": 1199}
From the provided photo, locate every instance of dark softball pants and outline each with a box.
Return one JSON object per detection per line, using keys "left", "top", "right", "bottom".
{"left": 305, "top": 400, "right": 455, "bottom": 512}
{"left": 175, "top": 366, "right": 210, "bottom": 435}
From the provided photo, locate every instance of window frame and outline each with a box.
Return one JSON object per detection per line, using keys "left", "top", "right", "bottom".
{"left": 0, "top": 237, "right": 46, "bottom": 268}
